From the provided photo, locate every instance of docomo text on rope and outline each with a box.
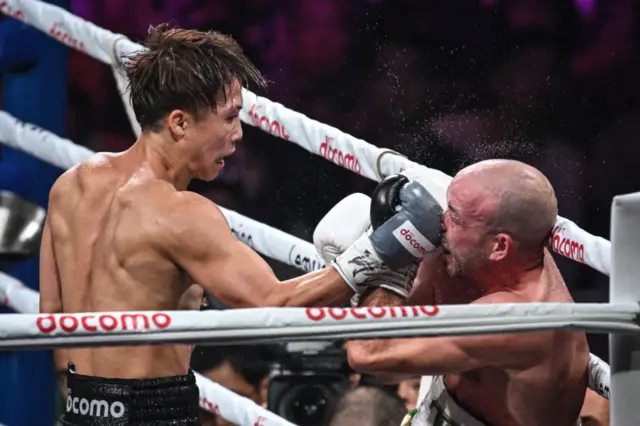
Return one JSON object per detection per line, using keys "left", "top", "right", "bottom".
{"left": 36, "top": 312, "right": 172, "bottom": 334}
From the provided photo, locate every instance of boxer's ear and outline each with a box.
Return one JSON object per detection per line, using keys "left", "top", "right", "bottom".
{"left": 489, "top": 232, "right": 511, "bottom": 262}
{"left": 167, "top": 109, "right": 187, "bottom": 140}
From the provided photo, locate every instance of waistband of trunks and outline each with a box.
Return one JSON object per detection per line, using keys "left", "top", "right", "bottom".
{"left": 63, "top": 363, "right": 200, "bottom": 425}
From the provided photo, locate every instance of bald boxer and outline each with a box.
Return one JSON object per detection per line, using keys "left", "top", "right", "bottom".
{"left": 340, "top": 160, "right": 590, "bottom": 426}
{"left": 580, "top": 389, "right": 610, "bottom": 426}
{"left": 41, "top": 24, "right": 443, "bottom": 425}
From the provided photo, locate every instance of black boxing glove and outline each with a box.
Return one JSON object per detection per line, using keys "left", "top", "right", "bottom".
{"left": 368, "top": 174, "right": 443, "bottom": 269}
{"left": 330, "top": 175, "right": 443, "bottom": 299}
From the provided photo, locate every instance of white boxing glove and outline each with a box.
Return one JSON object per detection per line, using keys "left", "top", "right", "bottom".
{"left": 313, "top": 193, "right": 371, "bottom": 263}
{"left": 400, "top": 166, "right": 450, "bottom": 210}
{"left": 588, "top": 352, "right": 610, "bottom": 399}
{"left": 313, "top": 192, "right": 417, "bottom": 301}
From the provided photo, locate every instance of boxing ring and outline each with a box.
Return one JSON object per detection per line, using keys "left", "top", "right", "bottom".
{"left": 0, "top": 0, "right": 638, "bottom": 425}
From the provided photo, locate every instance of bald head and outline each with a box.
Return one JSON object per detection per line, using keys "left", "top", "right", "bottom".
{"left": 453, "top": 159, "right": 557, "bottom": 254}
{"left": 328, "top": 386, "right": 406, "bottom": 426}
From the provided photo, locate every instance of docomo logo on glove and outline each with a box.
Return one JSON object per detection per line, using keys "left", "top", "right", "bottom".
{"left": 550, "top": 225, "right": 585, "bottom": 263}
{"left": 37, "top": 312, "right": 172, "bottom": 334}
{"left": 67, "top": 393, "right": 125, "bottom": 418}
{"left": 307, "top": 305, "right": 439, "bottom": 321}
{"left": 320, "top": 137, "right": 362, "bottom": 174}
{"left": 248, "top": 104, "right": 290, "bottom": 140}
{"left": 392, "top": 221, "right": 434, "bottom": 258}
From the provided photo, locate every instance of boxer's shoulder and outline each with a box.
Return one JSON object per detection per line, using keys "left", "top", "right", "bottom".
{"left": 153, "top": 191, "right": 228, "bottom": 251}
{"left": 50, "top": 153, "right": 124, "bottom": 201}
{"left": 163, "top": 191, "right": 223, "bottom": 220}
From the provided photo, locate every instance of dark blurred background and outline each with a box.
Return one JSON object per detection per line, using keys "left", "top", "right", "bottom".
{"left": 1, "top": 0, "right": 637, "bottom": 424}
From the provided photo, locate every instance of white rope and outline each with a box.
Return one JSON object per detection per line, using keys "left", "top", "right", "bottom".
{"left": 0, "top": 302, "right": 637, "bottom": 350}
{"left": 0, "top": 272, "right": 295, "bottom": 426}
{"left": 195, "top": 371, "right": 295, "bottom": 426}
{"left": 110, "top": 36, "right": 142, "bottom": 138}
{"left": 0, "top": 110, "right": 324, "bottom": 273}
{"left": 0, "top": 272, "right": 40, "bottom": 315}
{"left": 0, "top": 270, "right": 615, "bottom": 411}
{"left": 1, "top": 0, "right": 612, "bottom": 276}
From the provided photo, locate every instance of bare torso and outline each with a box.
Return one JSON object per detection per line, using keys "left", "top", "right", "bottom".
{"left": 47, "top": 152, "right": 202, "bottom": 379}
{"left": 413, "top": 250, "right": 589, "bottom": 426}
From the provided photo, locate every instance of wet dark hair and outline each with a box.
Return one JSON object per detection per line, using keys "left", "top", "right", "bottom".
{"left": 125, "top": 23, "right": 266, "bottom": 131}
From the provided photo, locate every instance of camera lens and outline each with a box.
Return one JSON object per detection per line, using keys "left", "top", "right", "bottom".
{"left": 267, "top": 373, "right": 350, "bottom": 425}
{"left": 281, "top": 384, "right": 331, "bottom": 425}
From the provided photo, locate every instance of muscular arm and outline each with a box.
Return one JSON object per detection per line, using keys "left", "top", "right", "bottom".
{"left": 39, "top": 217, "right": 62, "bottom": 314}
{"left": 165, "top": 194, "right": 352, "bottom": 309}
{"left": 39, "top": 217, "right": 68, "bottom": 374}
{"left": 347, "top": 289, "right": 549, "bottom": 376}
{"left": 406, "top": 257, "right": 437, "bottom": 306}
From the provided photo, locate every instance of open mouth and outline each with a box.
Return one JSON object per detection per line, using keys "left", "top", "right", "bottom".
{"left": 215, "top": 152, "right": 234, "bottom": 164}
{"left": 216, "top": 148, "right": 236, "bottom": 164}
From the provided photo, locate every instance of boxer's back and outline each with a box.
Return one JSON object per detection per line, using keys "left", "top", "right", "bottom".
{"left": 47, "top": 153, "right": 193, "bottom": 379}
{"left": 441, "top": 251, "right": 589, "bottom": 426}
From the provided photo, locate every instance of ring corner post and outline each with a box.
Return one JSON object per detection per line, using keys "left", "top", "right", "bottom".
{"left": 0, "top": 0, "right": 70, "bottom": 424}
{"left": 609, "top": 192, "right": 640, "bottom": 426}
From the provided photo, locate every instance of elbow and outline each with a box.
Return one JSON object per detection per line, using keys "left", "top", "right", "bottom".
{"left": 220, "top": 287, "right": 284, "bottom": 309}
{"left": 347, "top": 343, "right": 409, "bottom": 384}
{"left": 347, "top": 341, "right": 384, "bottom": 373}
{"left": 260, "top": 289, "right": 288, "bottom": 308}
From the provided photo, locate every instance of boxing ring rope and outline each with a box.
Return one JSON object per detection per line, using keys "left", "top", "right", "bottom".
{"left": 0, "top": 0, "right": 612, "bottom": 277}
{"left": 0, "top": 294, "right": 637, "bottom": 351}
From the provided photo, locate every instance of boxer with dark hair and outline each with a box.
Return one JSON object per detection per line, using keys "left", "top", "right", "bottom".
{"left": 41, "top": 23, "right": 443, "bottom": 425}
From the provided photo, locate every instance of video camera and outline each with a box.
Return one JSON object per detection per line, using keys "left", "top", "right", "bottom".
{"left": 201, "top": 293, "right": 355, "bottom": 425}
{"left": 267, "top": 342, "right": 352, "bottom": 426}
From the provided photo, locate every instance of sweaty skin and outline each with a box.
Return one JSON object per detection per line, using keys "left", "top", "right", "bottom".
{"left": 347, "top": 160, "right": 590, "bottom": 426}
{"left": 39, "top": 82, "right": 352, "bottom": 380}
{"left": 417, "top": 250, "right": 587, "bottom": 426}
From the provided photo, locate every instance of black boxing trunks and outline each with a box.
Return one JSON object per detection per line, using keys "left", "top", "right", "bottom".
{"left": 56, "top": 364, "right": 200, "bottom": 425}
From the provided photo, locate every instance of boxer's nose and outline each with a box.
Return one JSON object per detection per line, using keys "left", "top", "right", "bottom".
{"left": 441, "top": 210, "right": 450, "bottom": 234}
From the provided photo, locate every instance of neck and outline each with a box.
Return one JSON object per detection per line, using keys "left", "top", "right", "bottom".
{"left": 132, "top": 131, "right": 193, "bottom": 191}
